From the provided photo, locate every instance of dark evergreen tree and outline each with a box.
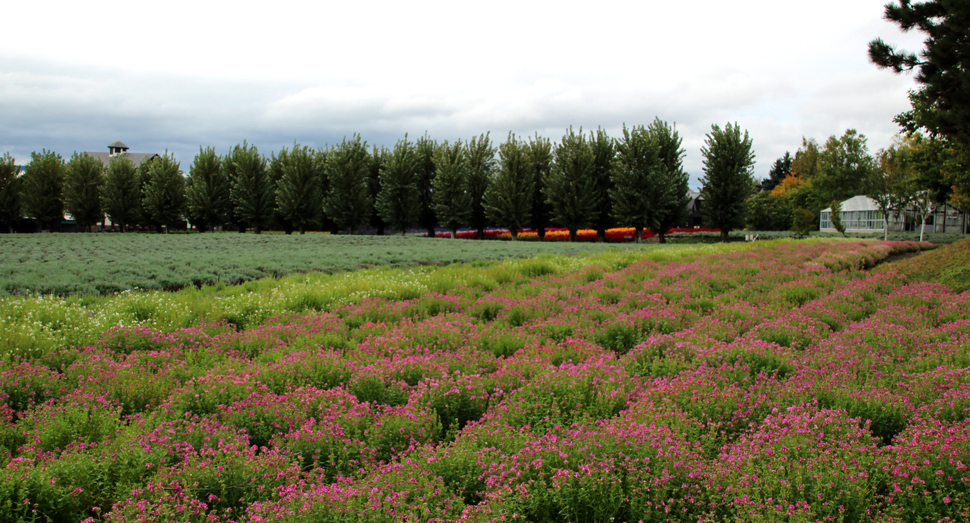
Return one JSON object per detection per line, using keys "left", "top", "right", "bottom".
{"left": 610, "top": 124, "right": 662, "bottom": 244}
{"left": 142, "top": 153, "right": 187, "bottom": 232}
{"left": 869, "top": 0, "right": 970, "bottom": 147}
{"left": 648, "top": 119, "right": 690, "bottom": 243}
{"left": 377, "top": 135, "right": 420, "bottom": 235}
{"left": 324, "top": 135, "right": 371, "bottom": 234}
{"left": 432, "top": 139, "right": 471, "bottom": 239}
{"left": 21, "top": 149, "right": 65, "bottom": 231}
{"left": 465, "top": 133, "right": 496, "bottom": 239}
{"left": 102, "top": 155, "right": 141, "bottom": 233}
{"left": 484, "top": 133, "right": 532, "bottom": 240}
{"left": 367, "top": 146, "right": 389, "bottom": 235}
{"left": 589, "top": 127, "right": 615, "bottom": 241}
{"left": 229, "top": 142, "right": 274, "bottom": 234}
{"left": 762, "top": 152, "right": 792, "bottom": 191}
{"left": 186, "top": 147, "right": 230, "bottom": 232}
{"left": 546, "top": 127, "right": 600, "bottom": 242}
{"left": 526, "top": 133, "right": 552, "bottom": 239}
{"left": 699, "top": 122, "right": 757, "bottom": 242}
{"left": 414, "top": 133, "right": 438, "bottom": 237}
{"left": 63, "top": 152, "right": 105, "bottom": 231}
{"left": 0, "top": 153, "right": 22, "bottom": 233}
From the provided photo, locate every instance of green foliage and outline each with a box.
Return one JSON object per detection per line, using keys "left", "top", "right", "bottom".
{"left": 324, "top": 135, "right": 371, "bottom": 234}
{"left": 102, "top": 155, "right": 141, "bottom": 232}
{"left": 276, "top": 143, "right": 324, "bottom": 234}
{"left": 142, "top": 153, "right": 187, "bottom": 231}
{"left": 746, "top": 191, "right": 793, "bottom": 231}
{"left": 869, "top": 0, "right": 970, "bottom": 147}
{"left": 377, "top": 135, "right": 419, "bottom": 235}
{"left": 526, "top": 133, "right": 553, "bottom": 237}
{"left": 0, "top": 153, "right": 22, "bottom": 233}
{"left": 229, "top": 142, "right": 274, "bottom": 234}
{"left": 610, "top": 123, "right": 661, "bottom": 243}
{"left": 589, "top": 127, "right": 615, "bottom": 237}
{"left": 699, "top": 122, "right": 756, "bottom": 241}
{"left": 870, "top": 144, "right": 917, "bottom": 240}
{"left": 367, "top": 146, "right": 388, "bottom": 234}
{"left": 414, "top": 133, "right": 438, "bottom": 236}
{"left": 186, "top": 147, "right": 230, "bottom": 232}
{"left": 546, "top": 126, "right": 600, "bottom": 241}
{"left": 431, "top": 139, "right": 471, "bottom": 237}
{"left": 648, "top": 118, "right": 690, "bottom": 243}
{"left": 815, "top": 129, "right": 877, "bottom": 204}
{"left": 63, "top": 152, "right": 105, "bottom": 229}
{"left": 484, "top": 132, "right": 533, "bottom": 239}
{"left": 762, "top": 151, "right": 791, "bottom": 191}
{"left": 790, "top": 137, "right": 819, "bottom": 179}
{"left": 791, "top": 207, "right": 816, "bottom": 238}
{"left": 20, "top": 149, "right": 65, "bottom": 230}
{"left": 830, "top": 199, "right": 847, "bottom": 236}
{"left": 464, "top": 133, "right": 497, "bottom": 238}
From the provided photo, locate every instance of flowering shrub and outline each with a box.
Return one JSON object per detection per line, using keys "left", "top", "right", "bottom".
{"left": 3, "top": 239, "right": 967, "bottom": 522}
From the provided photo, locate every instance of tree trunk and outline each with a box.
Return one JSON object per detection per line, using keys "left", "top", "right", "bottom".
{"left": 477, "top": 227, "right": 485, "bottom": 240}
{"left": 538, "top": 227, "right": 545, "bottom": 241}
{"left": 299, "top": 225, "right": 305, "bottom": 235}
{"left": 451, "top": 228, "right": 458, "bottom": 239}
{"left": 510, "top": 229, "right": 518, "bottom": 241}
{"left": 569, "top": 228, "right": 577, "bottom": 242}
{"left": 255, "top": 225, "right": 261, "bottom": 234}
{"left": 634, "top": 226, "right": 642, "bottom": 244}
{"left": 597, "top": 228, "right": 605, "bottom": 243}
{"left": 658, "top": 232, "right": 667, "bottom": 244}
{"left": 720, "top": 230, "right": 729, "bottom": 243}
{"left": 427, "top": 226, "right": 436, "bottom": 238}
{"left": 377, "top": 226, "right": 385, "bottom": 235}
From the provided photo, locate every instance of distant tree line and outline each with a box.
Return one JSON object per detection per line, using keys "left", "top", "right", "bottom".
{"left": 0, "top": 121, "right": 769, "bottom": 242}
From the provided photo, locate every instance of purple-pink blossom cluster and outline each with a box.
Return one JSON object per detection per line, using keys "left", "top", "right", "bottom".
{"left": 2, "top": 240, "right": 968, "bottom": 522}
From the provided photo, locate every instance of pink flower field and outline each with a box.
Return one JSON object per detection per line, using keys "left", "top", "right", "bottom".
{"left": 2, "top": 240, "right": 969, "bottom": 522}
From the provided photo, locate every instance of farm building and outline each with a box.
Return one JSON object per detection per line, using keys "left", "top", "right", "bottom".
{"left": 819, "top": 195, "right": 968, "bottom": 234}
{"left": 83, "top": 141, "right": 159, "bottom": 166}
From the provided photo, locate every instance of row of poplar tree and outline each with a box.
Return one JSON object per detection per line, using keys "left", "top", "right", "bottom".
{"left": 0, "top": 120, "right": 758, "bottom": 242}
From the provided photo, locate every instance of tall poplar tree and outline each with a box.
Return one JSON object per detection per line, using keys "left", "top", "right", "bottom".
{"left": 648, "top": 119, "right": 690, "bottom": 243}
{"left": 589, "top": 127, "right": 615, "bottom": 240}
{"left": 274, "top": 143, "right": 323, "bottom": 234}
{"left": 484, "top": 133, "right": 532, "bottom": 240}
{"left": 324, "top": 135, "right": 371, "bottom": 234}
{"left": 186, "top": 147, "right": 230, "bottom": 232}
{"left": 546, "top": 127, "right": 600, "bottom": 242}
{"left": 268, "top": 146, "right": 292, "bottom": 233}
{"left": 367, "top": 146, "right": 389, "bottom": 235}
{"left": 465, "top": 133, "right": 496, "bottom": 239}
{"left": 526, "top": 133, "right": 552, "bottom": 239}
{"left": 102, "top": 155, "right": 141, "bottom": 233}
{"left": 699, "top": 122, "right": 756, "bottom": 242}
{"left": 414, "top": 133, "right": 438, "bottom": 237}
{"left": 610, "top": 124, "right": 662, "bottom": 243}
{"left": 21, "top": 149, "right": 65, "bottom": 231}
{"left": 142, "top": 153, "right": 187, "bottom": 232}
{"left": 229, "top": 142, "right": 274, "bottom": 234}
{"left": 63, "top": 152, "right": 105, "bottom": 231}
{"left": 432, "top": 139, "right": 471, "bottom": 239}
{"left": 377, "top": 135, "right": 420, "bottom": 235}
{"left": 0, "top": 153, "right": 22, "bottom": 233}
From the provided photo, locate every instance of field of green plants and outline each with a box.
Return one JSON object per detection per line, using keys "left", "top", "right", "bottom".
{"left": 0, "top": 233, "right": 647, "bottom": 297}
{"left": 2, "top": 239, "right": 969, "bottom": 523}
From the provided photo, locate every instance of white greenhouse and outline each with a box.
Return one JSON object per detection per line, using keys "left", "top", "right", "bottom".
{"left": 819, "top": 195, "right": 968, "bottom": 234}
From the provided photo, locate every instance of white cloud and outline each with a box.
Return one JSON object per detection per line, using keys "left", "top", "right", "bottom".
{"left": 1, "top": 0, "right": 926, "bottom": 181}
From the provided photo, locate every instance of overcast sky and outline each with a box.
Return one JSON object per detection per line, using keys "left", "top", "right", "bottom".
{"left": 1, "top": 0, "right": 925, "bottom": 186}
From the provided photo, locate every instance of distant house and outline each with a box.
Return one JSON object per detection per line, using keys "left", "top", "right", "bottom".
{"left": 84, "top": 141, "right": 159, "bottom": 166}
{"left": 684, "top": 190, "right": 705, "bottom": 228}
{"left": 819, "top": 195, "right": 968, "bottom": 234}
